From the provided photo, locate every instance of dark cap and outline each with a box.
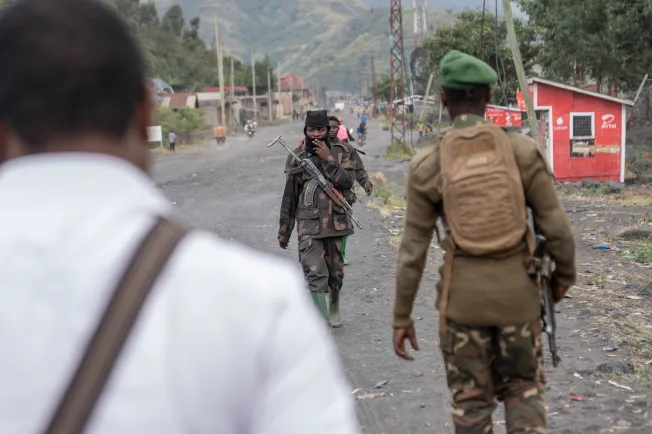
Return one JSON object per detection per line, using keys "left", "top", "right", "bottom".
{"left": 304, "top": 110, "right": 329, "bottom": 128}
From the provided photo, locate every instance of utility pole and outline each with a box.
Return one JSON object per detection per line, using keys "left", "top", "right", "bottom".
{"left": 267, "top": 69, "right": 273, "bottom": 120}
{"left": 251, "top": 53, "right": 257, "bottom": 121}
{"left": 371, "top": 55, "right": 378, "bottom": 115}
{"left": 390, "top": 0, "right": 406, "bottom": 145}
{"left": 420, "top": 72, "right": 434, "bottom": 122}
{"left": 276, "top": 61, "right": 282, "bottom": 118}
{"left": 214, "top": 16, "right": 226, "bottom": 128}
{"left": 502, "top": 0, "right": 544, "bottom": 159}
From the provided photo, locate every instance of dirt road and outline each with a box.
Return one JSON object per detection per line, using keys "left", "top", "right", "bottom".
{"left": 152, "top": 116, "right": 652, "bottom": 433}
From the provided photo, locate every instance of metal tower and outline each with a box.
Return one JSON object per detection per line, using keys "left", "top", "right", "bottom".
{"left": 390, "top": 0, "right": 406, "bottom": 145}
{"left": 413, "top": 0, "right": 427, "bottom": 49}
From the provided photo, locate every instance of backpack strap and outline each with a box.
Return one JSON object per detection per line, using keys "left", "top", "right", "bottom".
{"left": 44, "top": 216, "right": 189, "bottom": 434}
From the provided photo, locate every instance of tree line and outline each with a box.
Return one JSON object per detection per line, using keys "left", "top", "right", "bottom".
{"left": 373, "top": 2, "right": 651, "bottom": 104}
{"left": 110, "top": 0, "right": 277, "bottom": 92}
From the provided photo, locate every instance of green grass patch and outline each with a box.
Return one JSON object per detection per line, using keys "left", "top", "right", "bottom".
{"left": 558, "top": 183, "right": 620, "bottom": 197}
{"left": 385, "top": 140, "right": 414, "bottom": 160}
{"left": 627, "top": 240, "right": 652, "bottom": 264}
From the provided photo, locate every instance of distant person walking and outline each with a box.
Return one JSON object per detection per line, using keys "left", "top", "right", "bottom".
{"left": 168, "top": 129, "right": 176, "bottom": 152}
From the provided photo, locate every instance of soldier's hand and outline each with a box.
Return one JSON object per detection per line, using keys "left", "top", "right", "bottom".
{"left": 364, "top": 183, "right": 373, "bottom": 196}
{"left": 393, "top": 325, "right": 419, "bottom": 361}
{"left": 313, "top": 139, "right": 332, "bottom": 161}
{"left": 552, "top": 283, "right": 569, "bottom": 303}
{"left": 279, "top": 241, "right": 289, "bottom": 250}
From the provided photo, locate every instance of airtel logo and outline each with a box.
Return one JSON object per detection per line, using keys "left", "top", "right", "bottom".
{"left": 556, "top": 117, "right": 564, "bottom": 125}
{"left": 601, "top": 114, "right": 617, "bottom": 129}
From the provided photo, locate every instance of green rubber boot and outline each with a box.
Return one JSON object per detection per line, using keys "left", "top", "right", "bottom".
{"left": 311, "top": 292, "right": 329, "bottom": 321}
{"left": 342, "top": 236, "right": 349, "bottom": 266}
{"left": 328, "top": 290, "right": 342, "bottom": 328}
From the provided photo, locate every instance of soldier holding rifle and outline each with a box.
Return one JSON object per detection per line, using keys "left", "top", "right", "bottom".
{"left": 277, "top": 110, "right": 356, "bottom": 328}
{"left": 392, "top": 51, "right": 577, "bottom": 433}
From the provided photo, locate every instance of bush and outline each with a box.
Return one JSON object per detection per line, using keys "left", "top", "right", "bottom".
{"left": 156, "top": 106, "right": 209, "bottom": 144}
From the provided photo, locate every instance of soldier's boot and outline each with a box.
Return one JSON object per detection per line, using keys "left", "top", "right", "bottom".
{"left": 328, "top": 290, "right": 342, "bottom": 328}
{"left": 342, "top": 236, "right": 349, "bottom": 266}
{"left": 311, "top": 292, "right": 329, "bottom": 321}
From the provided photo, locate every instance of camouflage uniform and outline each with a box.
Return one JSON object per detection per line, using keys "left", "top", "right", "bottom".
{"left": 278, "top": 126, "right": 355, "bottom": 325}
{"left": 393, "top": 51, "right": 576, "bottom": 433}
{"left": 441, "top": 320, "right": 547, "bottom": 434}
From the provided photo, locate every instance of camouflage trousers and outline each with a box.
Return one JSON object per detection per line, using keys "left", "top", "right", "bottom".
{"left": 440, "top": 320, "right": 547, "bottom": 434}
{"left": 298, "top": 236, "right": 344, "bottom": 293}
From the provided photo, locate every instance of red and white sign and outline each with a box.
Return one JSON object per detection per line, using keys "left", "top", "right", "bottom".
{"left": 516, "top": 86, "right": 535, "bottom": 111}
{"left": 485, "top": 106, "right": 522, "bottom": 127}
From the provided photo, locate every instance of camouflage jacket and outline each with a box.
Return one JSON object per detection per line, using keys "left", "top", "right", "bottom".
{"left": 278, "top": 141, "right": 355, "bottom": 243}
{"left": 340, "top": 139, "right": 372, "bottom": 192}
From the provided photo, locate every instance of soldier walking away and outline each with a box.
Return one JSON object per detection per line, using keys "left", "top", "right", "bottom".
{"left": 168, "top": 129, "right": 176, "bottom": 152}
{"left": 391, "top": 51, "right": 577, "bottom": 434}
{"left": 0, "top": 1, "right": 362, "bottom": 433}
{"left": 328, "top": 116, "right": 373, "bottom": 266}
{"left": 278, "top": 110, "right": 355, "bottom": 328}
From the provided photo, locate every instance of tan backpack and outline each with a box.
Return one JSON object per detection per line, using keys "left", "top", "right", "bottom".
{"left": 439, "top": 123, "right": 527, "bottom": 255}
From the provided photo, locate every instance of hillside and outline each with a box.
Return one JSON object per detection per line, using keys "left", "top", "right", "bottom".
{"left": 152, "top": 0, "right": 453, "bottom": 91}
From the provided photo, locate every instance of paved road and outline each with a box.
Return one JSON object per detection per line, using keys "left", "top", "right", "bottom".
{"left": 151, "top": 117, "right": 457, "bottom": 433}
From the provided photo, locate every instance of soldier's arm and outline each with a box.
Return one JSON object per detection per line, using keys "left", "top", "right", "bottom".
{"left": 278, "top": 172, "right": 300, "bottom": 244}
{"left": 351, "top": 148, "right": 371, "bottom": 189}
{"left": 513, "top": 134, "right": 577, "bottom": 287}
{"left": 321, "top": 150, "right": 354, "bottom": 190}
{"left": 394, "top": 151, "right": 440, "bottom": 329}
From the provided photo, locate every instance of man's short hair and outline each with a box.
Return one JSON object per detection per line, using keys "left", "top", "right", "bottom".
{"left": 328, "top": 116, "right": 339, "bottom": 123}
{"left": 441, "top": 85, "right": 490, "bottom": 104}
{"left": 0, "top": 0, "right": 146, "bottom": 150}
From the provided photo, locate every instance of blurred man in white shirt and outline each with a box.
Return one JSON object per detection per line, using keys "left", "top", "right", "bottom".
{"left": 0, "top": 1, "right": 360, "bottom": 433}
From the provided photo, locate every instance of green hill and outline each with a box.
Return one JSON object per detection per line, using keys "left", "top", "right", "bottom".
{"left": 152, "top": 0, "right": 453, "bottom": 91}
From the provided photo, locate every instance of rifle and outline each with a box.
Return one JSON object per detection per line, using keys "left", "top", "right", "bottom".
{"left": 528, "top": 233, "right": 560, "bottom": 367}
{"left": 267, "top": 135, "right": 363, "bottom": 230}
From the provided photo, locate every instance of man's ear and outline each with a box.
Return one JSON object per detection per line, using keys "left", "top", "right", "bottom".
{"left": 486, "top": 87, "right": 493, "bottom": 103}
{"left": 440, "top": 91, "right": 447, "bottom": 107}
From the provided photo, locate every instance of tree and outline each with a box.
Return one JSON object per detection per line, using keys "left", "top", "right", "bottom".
{"left": 162, "top": 4, "right": 184, "bottom": 37}
{"left": 518, "top": 0, "right": 652, "bottom": 93}
{"left": 421, "top": 10, "right": 540, "bottom": 104}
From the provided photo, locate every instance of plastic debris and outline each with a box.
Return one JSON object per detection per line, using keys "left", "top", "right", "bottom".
{"left": 357, "top": 392, "right": 385, "bottom": 400}
{"left": 608, "top": 380, "right": 633, "bottom": 392}
{"left": 375, "top": 380, "right": 389, "bottom": 389}
{"left": 570, "top": 394, "right": 584, "bottom": 402}
{"left": 593, "top": 244, "right": 610, "bottom": 250}
{"left": 603, "top": 346, "right": 618, "bottom": 352}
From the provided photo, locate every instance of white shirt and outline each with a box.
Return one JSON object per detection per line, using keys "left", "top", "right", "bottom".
{"left": 0, "top": 153, "right": 360, "bottom": 434}
{"left": 168, "top": 132, "right": 176, "bottom": 143}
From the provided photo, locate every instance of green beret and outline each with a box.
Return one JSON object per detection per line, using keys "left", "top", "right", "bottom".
{"left": 439, "top": 50, "right": 498, "bottom": 89}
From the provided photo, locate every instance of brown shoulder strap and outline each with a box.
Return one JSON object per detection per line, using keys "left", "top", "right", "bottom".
{"left": 44, "top": 216, "right": 189, "bottom": 434}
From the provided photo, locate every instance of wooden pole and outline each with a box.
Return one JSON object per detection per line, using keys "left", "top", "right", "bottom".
{"left": 627, "top": 74, "right": 648, "bottom": 121}
{"left": 267, "top": 69, "right": 273, "bottom": 121}
{"left": 277, "top": 61, "right": 282, "bottom": 118}
{"left": 420, "top": 72, "right": 434, "bottom": 122}
{"left": 251, "top": 53, "right": 257, "bottom": 121}
{"left": 502, "top": 0, "right": 545, "bottom": 159}
{"left": 229, "top": 56, "right": 235, "bottom": 126}
{"left": 214, "top": 16, "right": 226, "bottom": 128}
